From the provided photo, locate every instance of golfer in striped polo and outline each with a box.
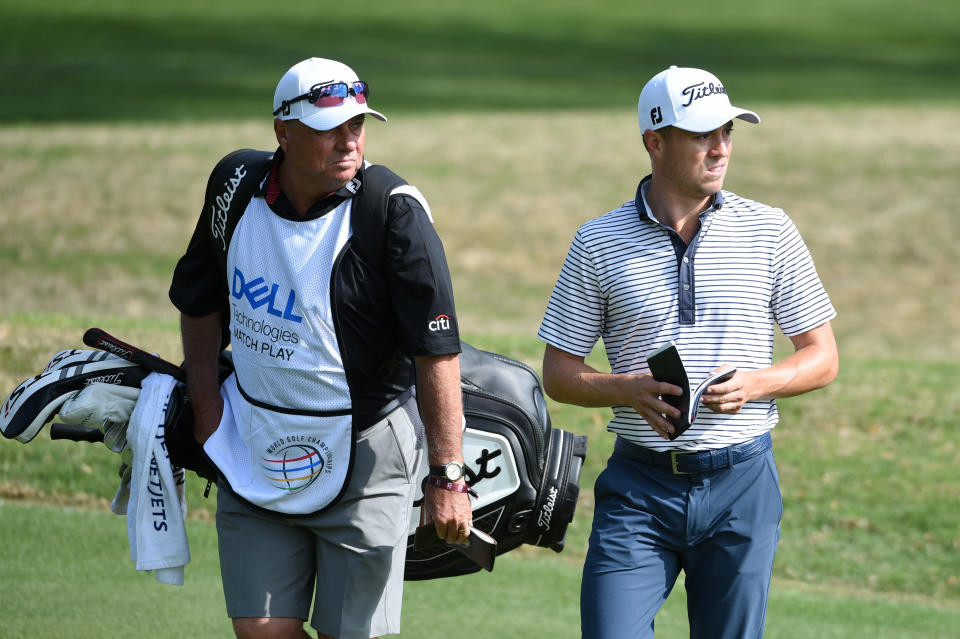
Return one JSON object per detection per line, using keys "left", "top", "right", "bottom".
{"left": 538, "top": 66, "right": 838, "bottom": 638}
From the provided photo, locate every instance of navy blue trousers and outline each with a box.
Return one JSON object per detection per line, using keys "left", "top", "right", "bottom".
{"left": 581, "top": 437, "right": 782, "bottom": 639}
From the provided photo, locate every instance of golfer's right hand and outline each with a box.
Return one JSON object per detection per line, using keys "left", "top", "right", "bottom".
{"left": 629, "top": 374, "right": 683, "bottom": 440}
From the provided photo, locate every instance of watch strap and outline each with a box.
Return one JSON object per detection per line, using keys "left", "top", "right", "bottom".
{"left": 429, "top": 461, "right": 465, "bottom": 481}
{"left": 426, "top": 474, "right": 478, "bottom": 498}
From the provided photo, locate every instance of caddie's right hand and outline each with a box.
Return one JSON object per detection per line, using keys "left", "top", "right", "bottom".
{"left": 424, "top": 482, "right": 473, "bottom": 546}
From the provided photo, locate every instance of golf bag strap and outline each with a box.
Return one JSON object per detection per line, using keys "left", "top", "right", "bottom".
{"left": 203, "top": 152, "right": 408, "bottom": 278}
{"left": 201, "top": 149, "right": 273, "bottom": 348}
{"left": 349, "top": 163, "right": 407, "bottom": 270}
{"left": 349, "top": 163, "right": 409, "bottom": 380}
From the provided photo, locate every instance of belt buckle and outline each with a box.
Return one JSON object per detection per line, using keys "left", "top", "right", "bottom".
{"left": 670, "top": 451, "right": 691, "bottom": 475}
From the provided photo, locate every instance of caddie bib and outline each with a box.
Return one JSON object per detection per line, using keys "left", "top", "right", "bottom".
{"left": 203, "top": 196, "right": 356, "bottom": 515}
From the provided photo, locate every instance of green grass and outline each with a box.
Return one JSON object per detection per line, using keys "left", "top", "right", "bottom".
{"left": 3, "top": 342, "right": 957, "bottom": 603}
{"left": 1, "top": 503, "right": 957, "bottom": 639}
{"left": 0, "top": 503, "right": 230, "bottom": 639}
{"left": 1, "top": 0, "right": 959, "bottom": 123}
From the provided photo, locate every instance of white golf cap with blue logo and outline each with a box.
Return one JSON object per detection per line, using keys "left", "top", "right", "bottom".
{"left": 638, "top": 65, "right": 760, "bottom": 133}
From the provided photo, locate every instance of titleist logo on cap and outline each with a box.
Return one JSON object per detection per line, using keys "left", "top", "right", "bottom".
{"left": 680, "top": 82, "right": 728, "bottom": 107}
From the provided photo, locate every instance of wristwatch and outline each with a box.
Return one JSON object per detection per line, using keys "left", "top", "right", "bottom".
{"left": 429, "top": 461, "right": 466, "bottom": 482}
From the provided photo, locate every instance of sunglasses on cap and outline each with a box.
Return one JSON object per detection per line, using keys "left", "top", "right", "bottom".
{"left": 273, "top": 81, "right": 370, "bottom": 116}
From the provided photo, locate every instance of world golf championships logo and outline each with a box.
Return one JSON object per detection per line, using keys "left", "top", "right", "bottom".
{"left": 261, "top": 443, "right": 325, "bottom": 493}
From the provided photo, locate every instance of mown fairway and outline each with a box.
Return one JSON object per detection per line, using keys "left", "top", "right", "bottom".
{"left": 1, "top": 0, "right": 958, "bottom": 637}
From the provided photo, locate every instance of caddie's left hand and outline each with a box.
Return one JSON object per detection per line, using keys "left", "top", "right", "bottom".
{"left": 424, "top": 482, "right": 473, "bottom": 546}
{"left": 701, "top": 366, "right": 751, "bottom": 414}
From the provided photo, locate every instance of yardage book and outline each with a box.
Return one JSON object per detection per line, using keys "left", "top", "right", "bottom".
{"left": 646, "top": 341, "right": 736, "bottom": 440}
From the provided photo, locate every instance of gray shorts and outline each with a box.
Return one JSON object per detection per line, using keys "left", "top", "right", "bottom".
{"left": 215, "top": 399, "right": 421, "bottom": 639}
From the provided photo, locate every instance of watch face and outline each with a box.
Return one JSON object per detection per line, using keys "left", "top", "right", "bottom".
{"left": 444, "top": 462, "right": 464, "bottom": 481}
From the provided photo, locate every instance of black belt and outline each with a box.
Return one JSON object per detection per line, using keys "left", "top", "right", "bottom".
{"left": 614, "top": 432, "right": 772, "bottom": 475}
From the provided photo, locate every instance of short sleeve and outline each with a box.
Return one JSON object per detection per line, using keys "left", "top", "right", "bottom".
{"left": 771, "top": 216, "right": 837, "bottom": 336}
{"left": 537, "top": 229, "right": 606, "bottom": 357}
{"left": 168, "top": 212, "right": 227, "bottom": 317}
{"left": 384, "top": 192, "right": 461, "bottom": 356}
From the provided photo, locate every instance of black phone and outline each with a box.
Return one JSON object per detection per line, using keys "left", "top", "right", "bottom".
{"left": 646, "top": 341, "right": 691, "bottom": 433}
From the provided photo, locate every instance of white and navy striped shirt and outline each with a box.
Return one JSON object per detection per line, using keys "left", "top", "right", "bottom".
{"left": 538, "top": 176, "right": 836, "bottom": 451}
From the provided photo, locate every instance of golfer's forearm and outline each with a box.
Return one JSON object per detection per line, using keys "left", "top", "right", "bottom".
{"left": 753, "top": 322, "right": 839, "bottom": 399}
{"left": 754, "top": 346, "right": 837, "bottom": 399}
{"left": 542, "top": 345, "right": 635, "bottom": 408}
{"left": 415, "top": 354, "right": 464, "bottom": 465}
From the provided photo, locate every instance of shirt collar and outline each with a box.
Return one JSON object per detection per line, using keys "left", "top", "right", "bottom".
{"left": 635, "top": 174, "right": 725, "bottom": 225}
{"left": 257, "top": 148, "right": 365, "bottom": 221}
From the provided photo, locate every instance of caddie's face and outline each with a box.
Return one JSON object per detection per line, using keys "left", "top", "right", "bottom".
{"left": 276, "top": 115, "right": 366, "bottom": 193}
{"left": 653, "top": 122, "right": 734, "bottom": 199}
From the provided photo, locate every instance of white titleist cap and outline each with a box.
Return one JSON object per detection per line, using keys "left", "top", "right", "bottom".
{"left": 272, "top": 57, "right": 387, "bottom": 131}
{"left": 638, "top": 65, "right": 760, "bottom": 133}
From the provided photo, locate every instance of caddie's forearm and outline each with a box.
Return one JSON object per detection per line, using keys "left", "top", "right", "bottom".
{"left": 415, "top": 354, "right": 464, "bottom": 465}
{"left": 180, "top": 312, "right": 223, "bottom": 414}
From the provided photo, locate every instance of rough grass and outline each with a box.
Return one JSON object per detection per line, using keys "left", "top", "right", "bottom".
{"left": 1, "top": 107, "right": 957, "bottom": 361}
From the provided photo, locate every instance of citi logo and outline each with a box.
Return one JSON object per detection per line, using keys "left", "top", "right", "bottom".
{"left": 428, "top": 314, "right": 451, "bottom": 332}
{"left": 231, "top": 267, "right": 304, "bottom": 323}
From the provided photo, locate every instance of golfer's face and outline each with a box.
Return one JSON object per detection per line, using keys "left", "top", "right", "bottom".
{"left": 659, "top": 122, "right": 733, "bottom": 199}
{"left": 284, "top": 115, "right": 366, "bottom": 192}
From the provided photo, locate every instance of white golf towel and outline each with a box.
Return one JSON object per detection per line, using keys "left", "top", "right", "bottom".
{"left": 111, "top": 372, "right": 190, "bottom": 585}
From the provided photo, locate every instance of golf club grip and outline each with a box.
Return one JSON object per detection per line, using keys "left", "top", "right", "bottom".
{"left": 50, "top": 423, "right": 105, "bottom": 443}
{"left": 83, "top": 327, "right": 185, "bottom": 381}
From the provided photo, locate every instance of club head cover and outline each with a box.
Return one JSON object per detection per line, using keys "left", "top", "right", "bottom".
{"left": 58, "top": 383, "right": 140, "bottom": 428}
{"left": 1, "top": 352, "right": 148, "bottom": 443}
{"left": 58, "top": 383, "right": 140, "bottom": 452}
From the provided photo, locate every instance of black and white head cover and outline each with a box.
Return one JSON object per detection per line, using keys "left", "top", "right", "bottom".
{"left": 1, "top": 350, "right": 148, "bottom": 443}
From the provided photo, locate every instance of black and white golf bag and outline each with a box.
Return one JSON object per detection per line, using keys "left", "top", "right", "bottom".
{"left": 2, "top": 341, "right": 587, "bottom": 580}
{"left": 404, "top": 343, "right": 588, "bottom": 580}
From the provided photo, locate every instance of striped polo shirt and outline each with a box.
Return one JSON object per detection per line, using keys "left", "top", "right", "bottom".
{"left": 538, "top": 175, "right": 836, "bottom": 452}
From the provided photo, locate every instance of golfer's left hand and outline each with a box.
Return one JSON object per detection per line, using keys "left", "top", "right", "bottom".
{"left": 424, "top": 482, "right": 473, "bottom": 546}
{"left": 701, "top": 367, "right": 751, "bottom": 414}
